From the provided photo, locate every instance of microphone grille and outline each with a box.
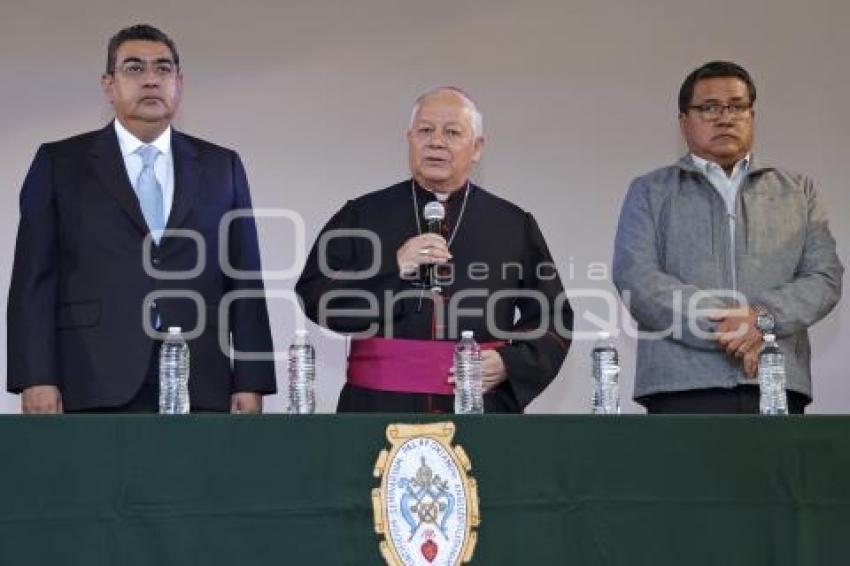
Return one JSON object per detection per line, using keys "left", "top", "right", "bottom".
{"left": 423, "top": 201, "right": 446, "bottom": 221}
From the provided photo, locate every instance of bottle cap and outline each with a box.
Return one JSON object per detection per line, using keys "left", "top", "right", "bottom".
{"left": 763, "top": 333, "right": 776, "bottom": 342}
{"left": 167, "top": 327, "right": 182, "bottom": 334}
{"left": 461, "top": 330, "right": 474, "bottom": 339}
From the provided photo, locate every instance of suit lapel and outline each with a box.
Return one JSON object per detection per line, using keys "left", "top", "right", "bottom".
{"left": 167, "top": 130, "right": 202, "bottom": 233}
{"left": 88, "top": 123, "right": 149, "bottom": 235}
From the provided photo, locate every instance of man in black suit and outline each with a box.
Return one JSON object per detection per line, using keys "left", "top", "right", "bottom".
{"left": 6, "top": 24, "right": 276, "bottom": 413}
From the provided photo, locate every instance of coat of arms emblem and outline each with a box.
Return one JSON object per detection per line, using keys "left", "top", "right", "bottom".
{"left": 372, "top": 422, "right": 480, "bottom": 565}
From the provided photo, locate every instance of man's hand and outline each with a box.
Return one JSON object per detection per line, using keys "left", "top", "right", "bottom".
{"left": 22, "top": 385, "right": 63, "bottom": 414}
{"left": 480, "top": 351, "right": 508, "bottom": 392}
{"left": 711, "top": 306, "right": 762, "bottom": 359}
{"left": 448, "top": 350, "right": 508, "bottom": 394}
{"left": 230, "top": 392, "right": 262, "bottom": 414}
{"left": 397, "top": 234, "right": 452, "bottom": 277}
{"left": 743, "top": 348, "right": 759, "bottom": 380}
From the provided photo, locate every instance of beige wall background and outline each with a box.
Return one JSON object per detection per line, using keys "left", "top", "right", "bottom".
{"left": 1, "top": 0, "right": 847, "bottom": 413}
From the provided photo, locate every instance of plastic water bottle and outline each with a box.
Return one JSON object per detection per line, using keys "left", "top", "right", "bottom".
{"left": 454, "top": 330, "right": 483, "bottom": 414}
{"left": 591, "top": 331, "right": 620, "bottom": 415}
{"left": 288, "top": 329, "right": 316, "bottom": 414}
{"left": 159, "top": 327, "right": 190, "bottom": 414}
{"left": 758, "top": 333, "right": 788, "bottom": 415}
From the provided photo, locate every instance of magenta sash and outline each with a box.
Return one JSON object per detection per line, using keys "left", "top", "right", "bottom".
{"left": 346, "top": 337, "right": 506, "bottom": 395}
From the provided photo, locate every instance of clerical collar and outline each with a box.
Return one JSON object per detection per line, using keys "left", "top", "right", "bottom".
{"left": 412, "top": 180, "right": 469, "bottom": 204}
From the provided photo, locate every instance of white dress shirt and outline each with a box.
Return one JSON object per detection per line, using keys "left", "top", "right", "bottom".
{"left": 690, "top": 153, "right": 751, "bottom": 291}
{"left": 690, "top": 153, "right": 750, "bottom": 216}
{"left": 113, "top": 119, "right": 175, "bottom": 225}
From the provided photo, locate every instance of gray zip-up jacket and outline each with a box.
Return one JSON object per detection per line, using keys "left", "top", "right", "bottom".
{"left": 613, "top": 155, "right": 843, "bottom": 400}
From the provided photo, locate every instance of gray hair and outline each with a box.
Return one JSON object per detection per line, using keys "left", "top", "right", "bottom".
{"left": 408, "top": 86, "right": 484, "bottom": 138}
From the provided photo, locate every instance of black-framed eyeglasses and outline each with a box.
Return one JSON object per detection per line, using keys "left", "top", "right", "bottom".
{"left": 111, "top": 60, "right": 178, "bottom": 79}
{"left": 688, "top": 102, "right": 753, "bottom": 121}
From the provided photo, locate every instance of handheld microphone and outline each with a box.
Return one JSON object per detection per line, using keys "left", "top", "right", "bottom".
{"left": 422, "top": 201, "right": 445, "bottom": 292}
{"left": 423, "top": 201, "right": 445, "bottom": 234}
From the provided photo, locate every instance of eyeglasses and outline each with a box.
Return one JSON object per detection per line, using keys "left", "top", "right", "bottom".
{"left": 688, "top": 102, "right": 752, "bottom": 121}
{"left": 112, "top": 60, "right": 177, "bottom": 79}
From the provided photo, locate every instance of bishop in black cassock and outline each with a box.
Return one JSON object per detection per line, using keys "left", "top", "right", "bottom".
{"left": 296, "top": 88, "right": 572, "bottom": 413}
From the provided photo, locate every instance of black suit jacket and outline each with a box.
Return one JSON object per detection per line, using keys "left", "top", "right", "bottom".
{"left": 7, "top": 123, "right": 276, "bottom": 411}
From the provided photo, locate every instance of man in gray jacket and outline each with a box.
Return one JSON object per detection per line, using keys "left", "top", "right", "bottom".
{"left": 613, "top": 61, "right": 843, "bottom": 413}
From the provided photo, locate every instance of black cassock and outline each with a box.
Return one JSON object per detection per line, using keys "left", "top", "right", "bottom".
{"left": 296, "top": 180, "right": 573, "bottom": 413}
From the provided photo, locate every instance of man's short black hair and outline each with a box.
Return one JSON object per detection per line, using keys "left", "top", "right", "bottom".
{"left": 106, "top": 24, "right": 179, "bottom": 74}
{"left": 678, "top": 61, "right": 756, "bottom": 114}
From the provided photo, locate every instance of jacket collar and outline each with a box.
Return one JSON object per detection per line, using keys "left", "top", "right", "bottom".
{"left": 675, "top": 153, "right": 775, "bottom": 176}
{"left": 88, "top": 122, "right": 148, "bottom": 235}
{"left": 166, "top": 128, "right": 201, "bottom": 232}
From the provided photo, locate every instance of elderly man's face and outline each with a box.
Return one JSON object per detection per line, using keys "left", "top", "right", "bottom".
{"left": 680, "top": 77, "right": 754, "bottom": 170}
{"left": 407, "top": 91, "right": 483, "bottom": 192}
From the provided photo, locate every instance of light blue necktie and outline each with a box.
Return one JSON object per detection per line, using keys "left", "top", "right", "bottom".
{"left": 136, "top": 145, "right": 164, "bottom": 244}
